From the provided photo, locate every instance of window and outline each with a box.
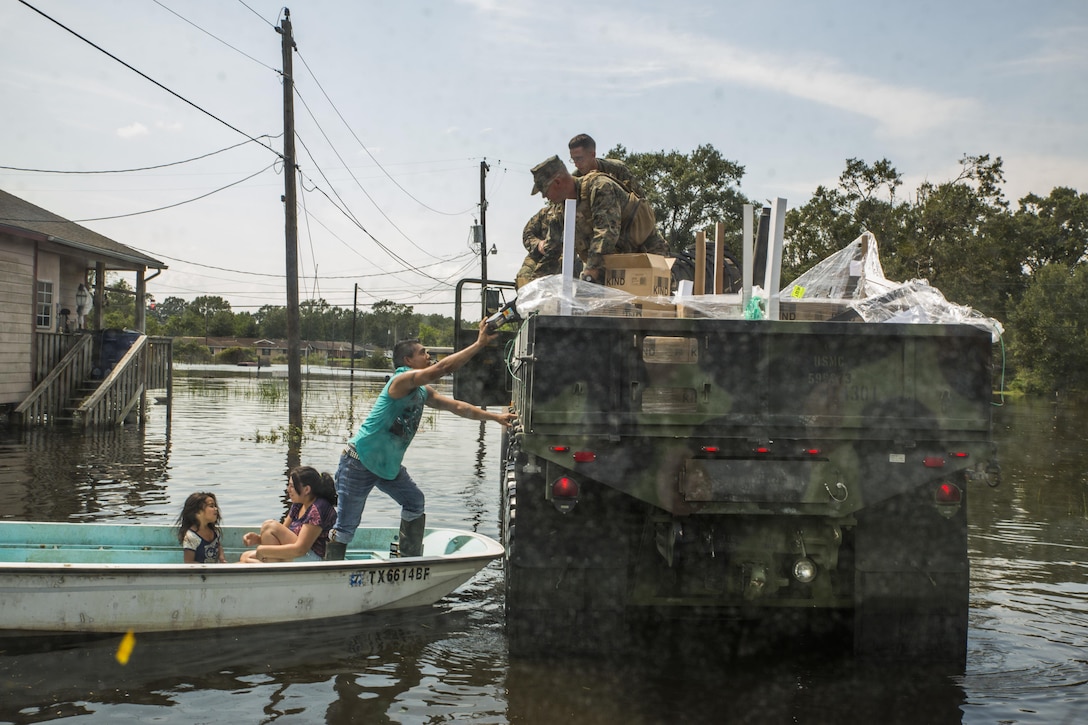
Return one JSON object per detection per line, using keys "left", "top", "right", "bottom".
{"left": 36, "top": 280, "right": 54, "bottom": 330}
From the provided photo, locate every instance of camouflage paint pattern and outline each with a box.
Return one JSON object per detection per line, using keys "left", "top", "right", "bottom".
{"left": 506, "top": 314, "right": 995, "bottom": 610}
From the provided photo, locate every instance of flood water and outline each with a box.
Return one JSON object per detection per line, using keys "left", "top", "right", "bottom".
{"left": 0, "top": 371, "right": 1085, "bottom": 724}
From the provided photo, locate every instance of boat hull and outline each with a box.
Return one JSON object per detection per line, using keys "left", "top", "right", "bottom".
{"left": 0, "top": 522, "right": 502, "bottom": 634}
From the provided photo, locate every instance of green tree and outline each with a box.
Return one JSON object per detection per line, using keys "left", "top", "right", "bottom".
{"left": 894, "top": 155, "right": 1016, "bottom": 319}
{"left": 172, "top": 339, "right": 212, "bottom": 363}
{"left": 417, "top": 322, "right": 442, "bottom": 346}
{"left": 1008, "top": 263, "right": 1088, "bottom": 394}
{"left": 256, "top": 305, "right": 287, "bottom": 339}
{"left": 214, "top": 346, "right": 256, "bottom": 365}
{"left": 784, "top": 158, "right": 909, "bottom": 284}
{"left": 233, "top": 311, "right": 260, "bottom": 337}
{"left": 101, "top": 276, "right": 135, "bottom": 329}
{"left": 1015, "top": 187, "right": 1088, "bottom": 273}
{"left": 370, "top": 300, "right": 414, "bottom": 347}
{"left": 607, "top": 143, "right": 751, "bottom": 255}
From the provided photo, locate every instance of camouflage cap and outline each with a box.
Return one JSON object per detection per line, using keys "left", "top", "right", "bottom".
{"left": 530, "top": 155, "right": 566, "bottom": 195}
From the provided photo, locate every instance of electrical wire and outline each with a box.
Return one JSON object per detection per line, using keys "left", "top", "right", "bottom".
{"left": 1, "top": 164, "right": 278, "bottom": 223}
{"left": 235, "top": 0, "right": 276, "bottom": 28}
{"left": 296, "top": 166, "right": 454, "bottom": 285}
{"left": 295, "top": 49, "right": 477, "bottom": 217}
{"left": 152, "top": 0, "right": 278, "bottom": 73}
{"left": 292, "top": 86, "right": 443, "bottom": 259}
{"left": 0, "top": 136, "right": 280, "bottom": 175}
{"left": 16, "top": 0, "right": 280, "bottom": 158}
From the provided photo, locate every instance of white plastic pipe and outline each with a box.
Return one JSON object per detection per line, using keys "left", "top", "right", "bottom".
{"left": 561, "top": 198, "right": 577, "bottom": 315}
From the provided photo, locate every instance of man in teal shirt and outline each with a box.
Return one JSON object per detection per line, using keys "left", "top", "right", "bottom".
{"left": 325, "top": 320, "right": 515, "bottom": 560}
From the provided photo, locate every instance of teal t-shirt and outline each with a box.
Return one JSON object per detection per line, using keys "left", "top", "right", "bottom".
{"left": 349, "top": 366, "right": 428, "bottom": 479}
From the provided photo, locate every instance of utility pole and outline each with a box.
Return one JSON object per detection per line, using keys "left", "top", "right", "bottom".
{"left": 278, "top": 9, "right": 303, "bottom": 445}
{"left": 349, "top": 283, "right": 358, "bottom": 400}
{"left": 479, "top": 159, "right": 489, "bottom": 318}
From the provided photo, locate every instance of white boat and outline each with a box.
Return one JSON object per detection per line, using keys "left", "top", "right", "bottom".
{"left": 0, "top": 521, "right": 503, "bottom": 635}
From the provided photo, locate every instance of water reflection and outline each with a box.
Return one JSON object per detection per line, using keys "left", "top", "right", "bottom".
{"left": 0, "top": 426, "right": 171, "bottom": 521}
{"left": 1, "top": 381, "right": 1087, "bottom": 722}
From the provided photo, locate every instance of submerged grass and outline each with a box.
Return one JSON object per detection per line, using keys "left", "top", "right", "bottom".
{"left": 180, "top": 375, "right": 439, "bottom": 447}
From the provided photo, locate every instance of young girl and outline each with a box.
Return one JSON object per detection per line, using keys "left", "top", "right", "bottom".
{"left": 239, "top": 466, "right": 338, "bottom": 563}
{"left": 176, "top": 491, "right": 227, "bottom": 563}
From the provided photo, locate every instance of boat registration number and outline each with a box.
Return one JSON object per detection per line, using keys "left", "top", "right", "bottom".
{"left": 350, "top": 566, "right": 431, "bottom": 587}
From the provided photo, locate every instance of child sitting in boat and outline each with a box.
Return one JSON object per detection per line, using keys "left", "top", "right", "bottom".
{"left": 176, "top": 491, "right": 227, "bottom": 563}
{"left": 239, "top": 466, "right": 338, "bottom": 563}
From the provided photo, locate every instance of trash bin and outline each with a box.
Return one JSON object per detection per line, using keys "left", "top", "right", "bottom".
{"left": 95, "top": 329, "right": 141, "bottom": 378}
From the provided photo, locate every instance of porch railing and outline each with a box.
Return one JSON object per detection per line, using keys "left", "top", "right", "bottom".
{"left": 75, "top": 336, "right": 147, "bottom": 426}
{"left": 15, "top": 333, "right": 95, "bottom": 425}
{"left": 16, "top": 332, "right": 174, "bottom": 427}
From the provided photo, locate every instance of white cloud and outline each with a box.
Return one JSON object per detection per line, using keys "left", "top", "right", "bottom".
{"left": 116, "top": 122, "right": 149, "bottom": 138}
{"left": 604, "top": 23, "right": 977, "bottom": 139}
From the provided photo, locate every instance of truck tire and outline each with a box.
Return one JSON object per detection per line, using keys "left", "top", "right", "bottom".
{"left": 503, "top": 456, "right": 630, "bottom": 656}
{"left": 853, "top": 484, "right": 969, "bottom": 665}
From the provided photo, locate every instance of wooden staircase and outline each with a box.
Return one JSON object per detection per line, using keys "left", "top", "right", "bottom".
{"left": 15, "top": 331, "right": 173, "bottom": 427}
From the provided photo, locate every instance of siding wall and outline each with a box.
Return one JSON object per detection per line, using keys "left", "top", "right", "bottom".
{"left": 0, "top": 235, "right": 34, "bottom": 405}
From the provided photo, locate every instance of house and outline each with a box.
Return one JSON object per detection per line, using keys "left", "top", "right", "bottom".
{"left": 174, "top": 336, "right": 379, "bottom": 365}
{"left": 0, "top": 189, "right": 170, "bottom": 424}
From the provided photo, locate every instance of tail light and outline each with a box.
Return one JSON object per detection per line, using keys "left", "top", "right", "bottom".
{"left": 934, "top": 481, "right": 962, "bottom": 518}
{"left": 551, "top": 476, "right": 579, "bottom": 513}
{"left": 935, "top": 482, "right": 961, "bottom": 504}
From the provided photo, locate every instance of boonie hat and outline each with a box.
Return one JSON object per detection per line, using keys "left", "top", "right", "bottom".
{"left": 530, "top": 155, "right": 566, "bottom": 195}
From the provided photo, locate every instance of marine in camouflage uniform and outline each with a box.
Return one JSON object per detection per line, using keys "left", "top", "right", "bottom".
{"left": 530, "top": 155, "right": 668, "bottom": 282}
{"left": 568, "top": 133, "right": 642, "bottom": 196}
{"left": 572, "top": 157, "right": 641, "bottom": 197}
{"left": 515, "top": 203, "right": 564, "bottom": 289}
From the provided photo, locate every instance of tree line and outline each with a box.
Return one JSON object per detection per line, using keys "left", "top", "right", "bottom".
{"left": 613, "top": 146, "right": 1086, "bottom": 395}
{"left": 103, "top": 144, "right": 1086, "bottom": 393}
{"left": 101, "top": 291, "right": 455, "bottom": 364}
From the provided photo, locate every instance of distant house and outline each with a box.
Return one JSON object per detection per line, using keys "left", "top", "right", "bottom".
{"left": 175, "top": 336, "right": 377, "bottom": 364}
{"left": 0, "top": 189, "right": 167, "bottom": 419}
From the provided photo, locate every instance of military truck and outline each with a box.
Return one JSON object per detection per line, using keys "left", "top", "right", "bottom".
{"left": 454, "top": 274, "right": 998, "bottom": 663}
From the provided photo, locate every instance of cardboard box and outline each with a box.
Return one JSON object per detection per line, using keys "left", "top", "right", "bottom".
{"left": 595, "top": 301, "right": 676, "bottom": 319}
{"left": 778, "top": 300, "right": 855, "bottom": 321}
{"left": 676, "top": 293, "right": 744, "bottom": 319}
{"left": 603, "top": 254, "right": 672, "bottom": 298}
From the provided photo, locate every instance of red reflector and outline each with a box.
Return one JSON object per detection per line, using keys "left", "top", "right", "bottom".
{"left": 572, "top": 451, "right": 596, "bottom": 462}
{"left": 949, "top": 451, "right": 969, "bottom": 459}
{"left": 936, "top": 483, "right": 961, "bottom": 503}
{"left": 923, "top": 456, "right": 945, "bottom": 468}
{"left": 550, "top": 445, "right": 570, "bottom": 453}
{"left": 804, "top": 448, "right": 821, "bottom": 456}
{"left": 755, "top": 447, "right": 770, "bottom": 454}
{"left": 702, "top": 446, "right": 720, "bottom": 453}
{"left": 552, "top": 476, "right": 579, "bottom": 498}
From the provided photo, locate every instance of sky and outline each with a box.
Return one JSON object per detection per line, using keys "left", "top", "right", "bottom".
{"left": 2, "top": 0, "right": 1086, "bottom": 315}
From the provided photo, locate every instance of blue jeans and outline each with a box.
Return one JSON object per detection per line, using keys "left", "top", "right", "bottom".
{"left": 330, "top": 452, "right": 425, "bottom": 545}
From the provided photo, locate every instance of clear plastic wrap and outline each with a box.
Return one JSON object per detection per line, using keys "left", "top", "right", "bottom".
{"left": 513, "top": 233, "right": 1004, "bottom": 341}
{"left": 850, "top": 279, "right": 1005, "bottom": 341}
{"left": 778, "top": 232, "right": 898, "bottom": 300}
{"left": 514, "top": 275, "right": 669, "bottom": 316}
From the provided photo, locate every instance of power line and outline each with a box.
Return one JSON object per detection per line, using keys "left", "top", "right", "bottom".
{"left": 127, "top": 241, "right": 471, "bottom": 280}
{"left": 295, "top": 49, "right": 476, "bottom": 217}
{"left": 0, "top": 136, "right": 280, "bottom": 175}
{"left": 152, "top": 0, "right": 278, "bottom": 73}
{"left": 235, "top": 0, "right": 276, "bottom": 29}
{"left": 1, "top": 164, "right": 278, "bottom": 223}
{"left": 16, "top": 0, "right": 280, "bottom": 158}
{"left": 295, "top": 165, "right": 455, "bottom": 286}
{"left": 292, "top": 88, "right": 444, "bottom": 259}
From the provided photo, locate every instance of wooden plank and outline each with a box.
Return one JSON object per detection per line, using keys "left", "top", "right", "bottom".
{"left": 714, "top": 221, "right": 725, "bottom": 294}
{"left": 694, "top": 230, "right": 706, "bottom": 295}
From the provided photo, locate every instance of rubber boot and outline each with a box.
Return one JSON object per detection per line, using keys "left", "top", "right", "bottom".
{"left": 397, "top": 515, "right": 426, "bottom": 558}
{"left": 324, "top": 540, "right": 347, "bottom": 561}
